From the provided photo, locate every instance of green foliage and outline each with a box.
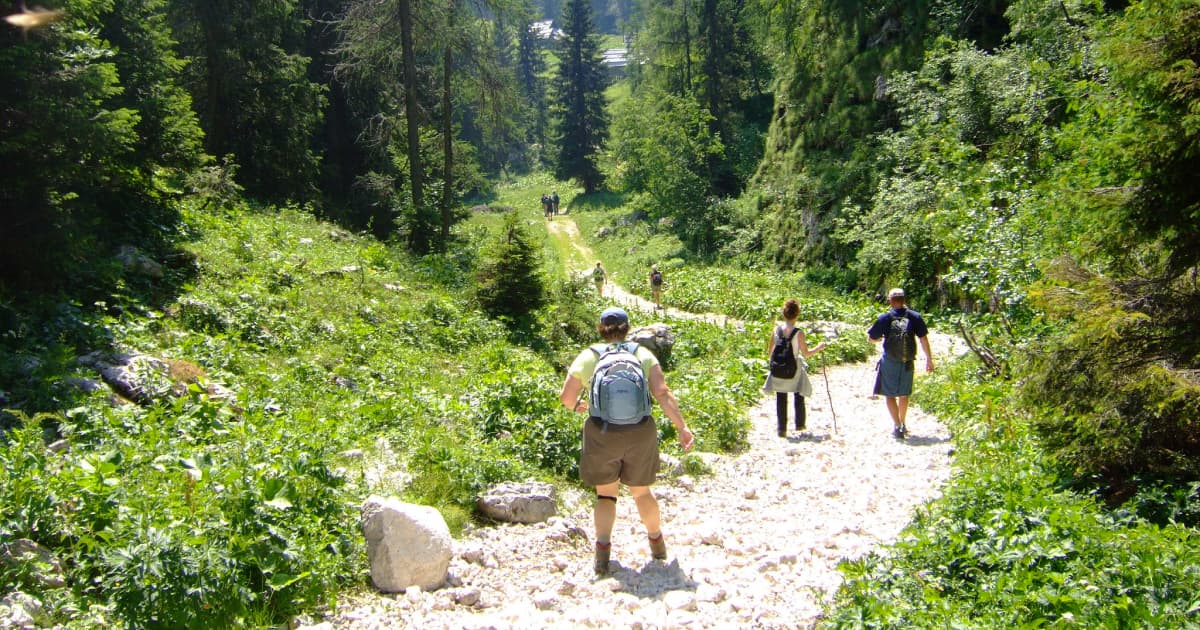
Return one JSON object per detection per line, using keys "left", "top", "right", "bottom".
{"left": 606, "top": 89, "right": 727, "bottom": 251}
{"left": 1023, "top": 259, "right": 1200, "bottom": 483}
{"left": 828, "top": 355, "right": 1200, "bottom": 627}
{"left": 553, "top": 0, "right": 610, "bottom": 192}
{"left": 476, "top": 211, "right": 548, "bottom": 322}
{"left": 835, "top": 37, "right": 1057, "bottom": 307}
{"left": 1090, "top": 0, "right": 1200, "bottom": 273}
{"left": 0, "top": 0, "right": 202, "bottom": 292}
{"left": 170, "top": 0, "right": 325, "bottom": 203}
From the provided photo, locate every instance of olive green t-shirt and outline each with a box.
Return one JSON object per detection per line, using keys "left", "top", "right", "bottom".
{"left": 568, "top": 342, "right": 659, "bottom": 389}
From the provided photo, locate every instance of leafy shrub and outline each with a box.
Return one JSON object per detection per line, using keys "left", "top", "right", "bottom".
{"left": 827, "top": 357, "right": 1200, "bottom": 628}
{"left": 476, "top": 211, "right": 547, "bottom": 322}
{"left": 1024, "top": 259, "right": 1200, "bottom": 484}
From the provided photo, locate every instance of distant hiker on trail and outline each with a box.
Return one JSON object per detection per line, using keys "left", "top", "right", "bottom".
{"left": 542, "top": 194, "right": 553, "bottom": 219}
{"left": 764, "top": 298, "right": 827, "bottom": 437}
{"left": 551, "top": 191, "right": 560, "bottom": 215}
{"left": 558, "top": 307, "right": 694, "bottom": 576}
{"left": 592, "top": 262, "right": 606, "bottom": 296}
{"left": 649, "top": 265, "right": 664, "bottom": 308}
{"left": 867, "top": 288, "right": 934, "bottom": 439}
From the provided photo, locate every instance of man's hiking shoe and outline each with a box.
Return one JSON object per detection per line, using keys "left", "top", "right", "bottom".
{"left": 893, "top": 426, "right": 906, "bottom": 440}
{"left": 796, "top": 422, "right": 806, "bottom": 431}
{"left": 777, "top": 429, "right": 787, "bottom": 438}
{"left": 648, "top": 533, "right": 667, "bottom": 560}
{"left": 594, "top": 542, "right": 612, "bottom": 575}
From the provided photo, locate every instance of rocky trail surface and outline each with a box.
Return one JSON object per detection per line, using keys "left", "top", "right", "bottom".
{"left": 321, "top": 218, "right": 962, "bottom": 629}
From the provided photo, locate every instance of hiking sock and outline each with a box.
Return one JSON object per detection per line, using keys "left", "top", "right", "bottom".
{"left": 647, "top": 532, "right": 667, "bottom": 560}
{"left": 594, "top": 540, "right": 612, "bottom": 575}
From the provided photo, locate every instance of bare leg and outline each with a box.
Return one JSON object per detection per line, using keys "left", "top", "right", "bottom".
{"left": 628, "top": 485, "right": 661, "bottom": 535}
{"left": 885, "top": 397, "right": 902, "bottom": 428}
{"left": 594, "top": 481, "right": 619, "bottom": 543}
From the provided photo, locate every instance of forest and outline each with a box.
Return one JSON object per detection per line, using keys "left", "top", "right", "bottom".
{"left": 1, "top": 0, "right": 1198, "bottom": 627}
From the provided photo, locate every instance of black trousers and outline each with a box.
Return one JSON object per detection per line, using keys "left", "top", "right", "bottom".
{"left": 776, "top": 393, "right": 806, "bottom": 431}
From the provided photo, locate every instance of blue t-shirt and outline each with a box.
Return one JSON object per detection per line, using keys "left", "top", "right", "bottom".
{"left": 867, "top": 307, "right": 929, "bottom": 342}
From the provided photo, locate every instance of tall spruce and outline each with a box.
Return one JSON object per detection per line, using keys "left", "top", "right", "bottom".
{"left": 0, "top": 0, "right": 203, "bottom": 290}
{"left": 553, "top": 0, "right": 610, "bottom": 193}
{"left": 516, "top": 15, "right": 548, "bottom": 146}
{"left": 170, "top": 0, "right": 325, "bottom": 204}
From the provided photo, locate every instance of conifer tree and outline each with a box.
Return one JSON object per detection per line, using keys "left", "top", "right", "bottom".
{"left": 553, "top": 0, "right": 610, "bottom": 192}
{"left": 516, "top": 16, "right": 548, "bottom": 146}
{"left": 476, "top": 212, "right": 546, "bottom": 321}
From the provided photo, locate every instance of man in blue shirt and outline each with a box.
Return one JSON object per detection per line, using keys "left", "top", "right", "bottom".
{"left": 867, "top": 288, "right": 935, "bottom": 439}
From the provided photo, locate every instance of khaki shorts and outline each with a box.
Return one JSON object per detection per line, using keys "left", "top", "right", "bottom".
{"left": 580, "top": 417, "right": 660, "bottom": 486}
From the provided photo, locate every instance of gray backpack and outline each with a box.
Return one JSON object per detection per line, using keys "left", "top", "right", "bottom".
{"left": 589, "top": 342, "right": 652, "bottom": 424}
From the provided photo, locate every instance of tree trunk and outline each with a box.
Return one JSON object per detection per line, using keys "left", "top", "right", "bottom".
{"left": 399, "top": 0, "right": 426, "bottom": 251}
{"left": 440, "top": 8, "right": 454, "bottom": 251}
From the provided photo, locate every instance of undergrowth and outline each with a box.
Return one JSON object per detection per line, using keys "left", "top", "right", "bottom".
{"left": 824, "top": 356, "right": 1200, "bottom": 627}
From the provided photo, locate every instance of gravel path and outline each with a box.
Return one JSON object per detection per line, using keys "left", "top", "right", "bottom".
{"left": 320, "top": 219, "right": 960, "bottom": 629}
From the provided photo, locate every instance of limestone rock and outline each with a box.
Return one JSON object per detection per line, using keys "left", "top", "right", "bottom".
{"left": 476, "top": 481, "right": 557, "bottom": 524}
{"left": 0, "top": 539, "right": 65, "bottom": 589}
{"left": 116, "top": 245, "right": 164, "bottom": 279}
{"left": 629, "top": 324, "right": 674, "bottom": 362}
{"left": 361, "top": 495, "right": 452, "bottom": 592}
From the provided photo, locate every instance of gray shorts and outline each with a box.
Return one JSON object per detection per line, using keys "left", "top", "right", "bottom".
{"left": 580, "top": 417, "right": 659, "bottom": 487}
{"left": 876, "top": 357, "right": 915, "bottom": 397}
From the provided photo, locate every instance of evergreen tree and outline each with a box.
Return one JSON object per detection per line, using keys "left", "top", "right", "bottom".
{"left": 516, "top": 15, "right": 548, "bottom": 147}
{"left": 0, "top": 0, "right": 203, "bottom": 291}
{"left": 553, "top": 0, "right": 610, "bottom": 192}
{"left": 476, "top": 211, "right": 547, "bottom": 321}
{"left": 170, "top": 0, "right": 326, "bottom": 204}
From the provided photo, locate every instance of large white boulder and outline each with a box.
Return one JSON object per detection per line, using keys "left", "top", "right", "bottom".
{"left": 360, "top": 496, "right": 452, "bottom": 592}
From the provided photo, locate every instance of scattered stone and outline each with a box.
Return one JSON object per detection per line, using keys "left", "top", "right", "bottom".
{"left": 629, "top": 324, "right": 674, "bottom": 362}
{"left": 361, "top": 496, "right": 453, "bottom": 592}
{"left": 116, "top": 245, "right": 164, "bottom": 279}
{"left": 1, "top": 539, "right": 65, "bottom": 589}
{"left": 476, "top": 481, "right": 557, "bottom": 524}
{"left": 662, "top": 590, "right": 696, "bottom": 611}
{"left": 450, "top": 587, "right": 481, "bottom": 607}
{"left": 532, "top": 592, "right": 558, "bottom": 611}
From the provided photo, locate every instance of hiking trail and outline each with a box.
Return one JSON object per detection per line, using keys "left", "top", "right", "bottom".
{"left": 324, "top": 217, "right": 960, "bottom": 629}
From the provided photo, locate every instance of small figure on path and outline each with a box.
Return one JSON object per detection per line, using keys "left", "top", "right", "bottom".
{"left": 763, "top": 298, "right": 827, "bottom": 437}
{"left": 592, "top": 262, "right": 606, "bottom": 296}
{"left": 542, "top": 194, "right": 554, "bottom": 219}
{"left": 649, "top": 265, "right": 664, "bottom": 308}
{"left": 867, "top": 288, "right": 935, "bottom": 439}
{"left": 558, "top": 307, "right": 694, "bottom": 576}
{"left": 551, "top": 191, "right": 560, "bottom": 215}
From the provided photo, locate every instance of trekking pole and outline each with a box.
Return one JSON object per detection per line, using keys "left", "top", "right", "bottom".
{"left": 820, "top": 331, "right": 839, "bottom": 434}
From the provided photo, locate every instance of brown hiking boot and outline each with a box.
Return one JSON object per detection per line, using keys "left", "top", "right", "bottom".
{"left": 648, "top": 533, "right": 667, "bottom": 560}
{"left": 594, "top": 541, "right": 612, "bottom": 575}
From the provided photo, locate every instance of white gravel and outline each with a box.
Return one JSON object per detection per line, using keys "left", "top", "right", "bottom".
{"left": 318, "top": 220, "right": 961, "bottom": 629}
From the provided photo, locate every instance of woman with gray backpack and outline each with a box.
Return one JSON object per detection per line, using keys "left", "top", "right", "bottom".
{"left": 764, "top": 298, "right": 827, "bottom": 437}
{"left": 558, "top": 307, "right": 694, "bottom": 575}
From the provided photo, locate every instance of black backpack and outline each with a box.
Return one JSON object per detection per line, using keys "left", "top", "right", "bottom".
{"left": 769, "top": 328, "right": 800, "bottom": 379}
{"left": 650, "top": 270, "right": 663, "bottom": 286}
{"left": 882, "top": 312, "right": 918, "bottom": 363}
